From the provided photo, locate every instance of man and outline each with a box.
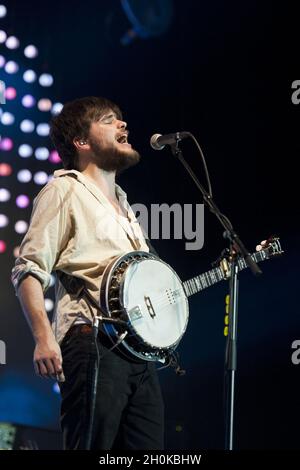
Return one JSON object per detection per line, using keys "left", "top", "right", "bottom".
{"left": 11, "top": 96, "right": 164, "bottom": 450}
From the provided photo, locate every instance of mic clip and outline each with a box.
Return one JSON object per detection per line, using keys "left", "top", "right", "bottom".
{"left": 211, "top": 248, "right": 231, "bottom": 268}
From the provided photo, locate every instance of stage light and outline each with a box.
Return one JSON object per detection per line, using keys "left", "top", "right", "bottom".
{"left": 0, "top": 240, "right": 7, "bottom": 253}
{"left": 21, "top": 94, "right": 35, "bottom": 108}
{"left": 33, "top": 171, "right": 48, "bottom": 185}
{"left": 53, "top": 382, "right": 60, "bottom": 394}
{"left": 4, "top": 60, "right": 19, "bottom": 74}
{"left": 5, "top": 87, "right": 16, "bottom": 100}
{"left": 13, "top": 246, "right": 20, "bottom": 258}
{"left": 17, "top": 169, "right": 32, "bottom": 183}
{"left": 5, "top": 36, "right": 19, "bottom": 50}
{"left": 23, "top": 69, "right": 36, "bottom": 83}
{"left": 51, "top": 102, "right": 63, "bottom": 115}
{"left": 0, "top": 138, "right": 13, "bottom": 151}
{"left": 14, "top": 220, "right": 28, "bottom": 234}
{"left": 120, "top": 0, "right": 174, "bottom": 45}
{"left": 20, "top": 119, "right": 35, "bottom": 133}
{"left": 0, "top": 54, "right": 5, "bottom": 67}
{"left": 0, "top": 188, "right": 10, "bottom": 201}
{"left": 0, "top": 214, "right": 9, "bottom": 228}
{"left": 45, "top": 298, "right": 54, "bottom": 312}
{"left": 48, "top": 150, "right": 61, "bottom": 164}
{"left": 24, "top": 45, "right": 38, "bottom": 58}
{"left": 16, "top": 194, "right": 30, "bottom": 209}
{"left": 34, "top": 147, "right": 49, "bottom": 160}
{"left": 36, "top": 123, "right": 49, "bottom": 136}
{"left": 39, "top": 73, "right": 53, "bottom": 87}
{"left": 0, "top": 163, "right": 12, "bottom": 176}
{"left": 18, "top": 144, "right": 33, "bottom": 158}
{"left": 1, "top": 111, "right": 15, "bottom": 125}
{"left": 0, "top": 30, "right": 7, "bottom": 43}
{"left": 0, "top": 5, "right": 7, "bottom": 18}
{"left": 37, "top": 98, "right": 52, "bottom": 112}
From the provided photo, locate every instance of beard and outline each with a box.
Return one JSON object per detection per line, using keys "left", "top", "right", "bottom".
{"left": 89, "top": 137, "right": 141, "bottom": 174}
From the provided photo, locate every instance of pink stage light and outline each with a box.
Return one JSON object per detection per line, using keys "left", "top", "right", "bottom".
{"left": 49, "top": 150, "right": 62, "bottom": 164}
{"left": 5, "top": 87, "right": 17, "bottom": 100}
{"left": 0, "top": 240, "right": 7, "bottom": 254}
{"left": 0, "top": 163, "right": 12, "bottom": 176}
{"left": 16, "top": 194, "right": 30, "bottom": 209}
{"left": 0, "top": 138, "right": 13, "bottom": 151}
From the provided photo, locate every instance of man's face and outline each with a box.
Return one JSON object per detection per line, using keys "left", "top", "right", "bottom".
{"left": 87, "top": 110, "right": 140, "bottom": 173}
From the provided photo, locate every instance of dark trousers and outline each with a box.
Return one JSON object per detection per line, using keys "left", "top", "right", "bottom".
{"left": 59, "top": 326, "right": 165, "bottom": 450}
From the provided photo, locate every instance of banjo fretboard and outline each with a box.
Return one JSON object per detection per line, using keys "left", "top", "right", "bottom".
{"left": 183, "top": 246, "right": 274, "bottom": 298}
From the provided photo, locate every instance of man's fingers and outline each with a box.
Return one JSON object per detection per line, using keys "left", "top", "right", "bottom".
{"left": 35, "top": 360, "right": 49, "bottom": 378}
{"left": 33, "top": 341, "right": 64, "bottom": 380}
{"left": 44, "top": 358, "right": 55, "bottom": 376}
{"left": 52, "top": 357, "right": 65, "bottom": 382}
{"left": 52, "top": 356, "right": 62, "bottom": 373}
{"left": 34, "top": 359, "right": 57, "bottom": 379}
{"left": 256, "top": 240, "right": 267, "bottom": 251}
{"left": 56, "top": 370, "right": 66, "bottom": 383}
{"left": 33, "top": 360, "right": 40, "bottom": 376}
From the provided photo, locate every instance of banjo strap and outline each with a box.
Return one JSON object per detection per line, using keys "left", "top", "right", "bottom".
{"left": 56, "top": 270, "right": 107, "bottom": 321}
{"left": 56, "top": 239, "right": 159, "bottom": 309}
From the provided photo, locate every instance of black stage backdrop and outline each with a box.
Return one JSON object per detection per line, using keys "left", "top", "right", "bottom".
{"left": 0, "top": 0, "right": 298, "bottom": 450}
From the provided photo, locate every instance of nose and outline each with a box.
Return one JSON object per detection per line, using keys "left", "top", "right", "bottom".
{"left": 118, "top": 119, "right": 127, "bottom": 129}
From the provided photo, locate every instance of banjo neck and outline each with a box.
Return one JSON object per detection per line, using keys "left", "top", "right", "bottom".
{"left": 182, "top": 241, "right": 281, "bottom": 298}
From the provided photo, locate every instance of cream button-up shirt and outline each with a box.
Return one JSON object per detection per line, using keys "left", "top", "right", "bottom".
{"left": 11, "top": 169, "right": 149, "bottom": 344}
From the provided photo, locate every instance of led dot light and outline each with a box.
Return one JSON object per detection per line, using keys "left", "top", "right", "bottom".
{"left": 14, "top": 220, "right": 28, "bottom": 234}
{"left": 24, "top": 44, "right": 38, "bottom": 58}
{"left": 18, "top": 144, "right": 33, "bottom": 158}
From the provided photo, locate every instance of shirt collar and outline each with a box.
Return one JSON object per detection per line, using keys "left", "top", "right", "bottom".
{"left": 54, "top": 169, "right": 128, "bottom": 201}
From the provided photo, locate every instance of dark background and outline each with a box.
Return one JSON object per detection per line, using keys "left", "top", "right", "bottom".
{"left": 0, "top": 0, "right": 298, "bottom": 449}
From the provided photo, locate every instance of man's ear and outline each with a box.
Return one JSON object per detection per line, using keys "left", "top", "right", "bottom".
{"left": 73, "top": 138, "right": 89, "bottom": 150}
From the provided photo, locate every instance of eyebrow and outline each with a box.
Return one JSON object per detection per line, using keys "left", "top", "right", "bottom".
{"left": 100, "top": 112, "right": 117, "bottom": 121}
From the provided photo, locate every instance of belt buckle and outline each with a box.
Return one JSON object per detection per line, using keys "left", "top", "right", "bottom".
{"left": 79, "top": 324, "right": 92, "bottom": 335}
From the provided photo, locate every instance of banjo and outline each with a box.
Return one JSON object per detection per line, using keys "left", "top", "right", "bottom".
{"left": 99, "top": 237, "right": 283, "bottom": 362}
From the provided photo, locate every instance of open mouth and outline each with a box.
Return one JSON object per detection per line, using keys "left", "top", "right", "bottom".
{"left": 116, "top": 133, "right": 129, "bottom": 144}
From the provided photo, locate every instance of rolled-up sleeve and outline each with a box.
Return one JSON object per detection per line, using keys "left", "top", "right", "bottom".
{"left": 11, "top": 181, "right": 71, "bottom": 293}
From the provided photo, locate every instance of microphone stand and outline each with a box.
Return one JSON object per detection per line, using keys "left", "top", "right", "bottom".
{"left": 170, "top": 141, "right": 262, "bottom": 450}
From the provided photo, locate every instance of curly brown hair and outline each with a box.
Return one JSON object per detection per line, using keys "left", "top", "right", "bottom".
{"left": 50, "top": 96, "right": 122, "bottom": 170}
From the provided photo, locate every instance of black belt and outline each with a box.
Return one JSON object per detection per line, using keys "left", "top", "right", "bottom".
{"left": 67, "top": 324, "right": 94, "bottom": 337}
{"left": 65, "top": 323, "right": 112, "bottom": 348}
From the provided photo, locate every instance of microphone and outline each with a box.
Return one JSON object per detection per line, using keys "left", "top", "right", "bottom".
{"left": 150, "top": 132, "right": 189, "bottom": 150}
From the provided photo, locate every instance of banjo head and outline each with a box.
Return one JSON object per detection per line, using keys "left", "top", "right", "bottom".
{"left": 121, "top": 258, "right": 189, "bottom": 349}
{"left": 100, "top": 251, "right": 189, "bottom": 361}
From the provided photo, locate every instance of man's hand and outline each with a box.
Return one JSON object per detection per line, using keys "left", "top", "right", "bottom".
{"left": 232, "top": 239, "right": 268, "bottom": 257}
{"left": 256, "top": 239, "right": 267, "bottom": 252}
{"left": 33, "top": 338, "right": 65, "bottom": 382}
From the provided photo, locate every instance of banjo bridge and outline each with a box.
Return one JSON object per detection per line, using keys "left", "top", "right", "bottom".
{"left": 144, "top": 295, "right": 156, "bottom": 319}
